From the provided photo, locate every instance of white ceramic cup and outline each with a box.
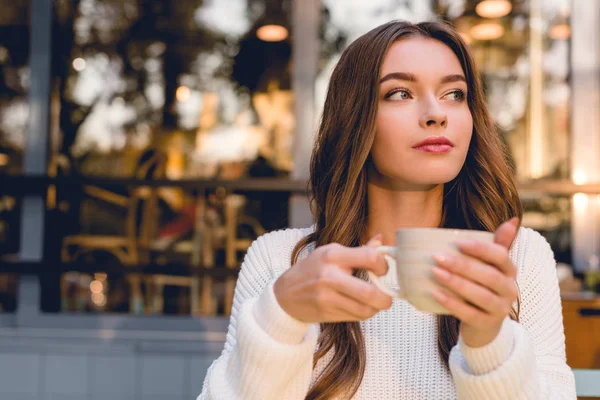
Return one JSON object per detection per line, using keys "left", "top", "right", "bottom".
{"left": 367, "top": 228, "right": 494, "bottom": 314}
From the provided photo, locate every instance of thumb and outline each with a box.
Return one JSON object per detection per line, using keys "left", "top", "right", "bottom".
{"left": 494, "top": 217, "right": 520, "bottom": 249}
{"left": 364, "top": 233, "right": 389, "bottom": 277}
{"left": 365, "top": 233, "right": 383, "bottom": 248}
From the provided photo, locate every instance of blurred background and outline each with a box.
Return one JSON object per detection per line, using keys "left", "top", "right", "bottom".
{"left": 0, "top": 0, "right": 598, "bottom": 399}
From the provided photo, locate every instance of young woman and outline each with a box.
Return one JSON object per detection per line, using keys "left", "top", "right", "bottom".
{"left": 198, "top": 20, "right": 576, "bottom": 399}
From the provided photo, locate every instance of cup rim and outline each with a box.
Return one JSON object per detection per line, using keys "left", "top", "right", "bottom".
{"left": 395, "top": 227, "right": 492, "bottom": 233}
{"left": 395, "top": 227, "right": 494, "bottom": 239}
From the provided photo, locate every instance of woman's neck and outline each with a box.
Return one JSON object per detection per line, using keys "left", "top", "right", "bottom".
{"left": 365, "top": 180, "right": 444, "bottom": 246}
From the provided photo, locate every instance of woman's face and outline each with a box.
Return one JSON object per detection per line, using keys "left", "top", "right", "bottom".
{"left": 370, "top": 36, "right": 473, "bottom": 188}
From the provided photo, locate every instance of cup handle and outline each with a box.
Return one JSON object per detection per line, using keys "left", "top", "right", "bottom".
{"left": 367, "top": 246, "right": 403, "bottom": 298}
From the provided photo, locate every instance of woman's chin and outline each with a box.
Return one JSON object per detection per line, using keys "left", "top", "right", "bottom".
{"left": 408, "top": 169, "right": 461, "bottom": 186}
{"left": 367, "top": 165, "right": 461, "bottom": 189}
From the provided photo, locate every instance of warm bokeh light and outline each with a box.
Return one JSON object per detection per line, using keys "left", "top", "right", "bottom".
{"left": 90, "top": 280, "right": 103, "bottom": 294}
{"left": 176, "top": 85, "right": 191, "bottom": 102}
{"left": 72, "top": 57, "right": 86, "bottom": 71}
{"left": 257, "top": 24, "right": 288, "bottom": 42}
{"left": 573, "top": 169, "right": 587, "bottom": 185}
{"left": 549, "top": 23, "right": 571, "bottom": 40}
{"left": 574, "top": 193, "right": 589, "bottom": 210}
{"left": 475, "top": 0, "right": 512, "bottom": 19}
{"left": 0, "top": 154, "right": 8, "bottom": 166}
{"left": 470, "top": 22, "right": 505, "bottom": 40}
{"left": 91, "top": 293, "right": 107, "bottom": 306}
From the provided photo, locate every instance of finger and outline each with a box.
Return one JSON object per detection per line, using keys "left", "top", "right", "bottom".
{"left": 325, "top": 267, "right": 393, "bottom": 311}
{"left": 451, "top": 241, "right": 517, "bottom": 279}
{"left": 433, "top": 254, "right": 516, "bottom": 297}
{"left": 431, "top": 288, "right": 490, "bottom": 326}
{"left": 319, "top": 244, "right": 388, "bottom": 276}
{"left": 494, "top": 217, "right": 519, "bottom": 249}
{"left": 431, "top": 265, "right": 509, "bottom": 315}
{"left": 329, "top": 291, "right": 380, "bottom": 321}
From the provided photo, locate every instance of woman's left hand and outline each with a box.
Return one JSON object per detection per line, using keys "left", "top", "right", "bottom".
{"left": 431, "top": 217, "right": 520, "bottom": 348}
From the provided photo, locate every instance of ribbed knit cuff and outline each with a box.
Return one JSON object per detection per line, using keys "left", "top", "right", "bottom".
{"left": 253, "top": 281, "right": 313, "bottom": 345}
{"left": 224, "top": 297, "right": 319, "bottom": 399}
{"left": 458, "top": 316, "right": 515, "bottom": 375}
{"left": 449, "top": 320, "right": 538, "bottom": 399}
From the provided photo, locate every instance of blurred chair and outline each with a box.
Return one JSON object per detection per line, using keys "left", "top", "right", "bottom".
{"left": 61, "top": 150, "right": 166, "bottom": 313}
{"left": 149, "top": 193, "right": 264, "bottom": 316}
{"left": 223, "top": 194, "right": 265, "bottom": 313}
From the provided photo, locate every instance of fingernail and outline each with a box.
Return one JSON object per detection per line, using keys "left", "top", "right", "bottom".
{"left": 455, "top": 239, "right": 475, "bottom": 248}
{"left": 432, "top": 266, "right": 451, "bottom": 279}
{"left": 431, "top": 289, "right": 448, "bottom": 302}
{"left": 432, "top": 254, "right": 454, "bottom": 265}
{"left": 372, "top": 233, "right": 383, "bottom": 241}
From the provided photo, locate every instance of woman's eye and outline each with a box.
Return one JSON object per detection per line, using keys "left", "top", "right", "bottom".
{"left": 387, "top": 89, "right": 412, "bottom": 100}
{"left": 444, "top": 90, "right": 466, "bottom": 101}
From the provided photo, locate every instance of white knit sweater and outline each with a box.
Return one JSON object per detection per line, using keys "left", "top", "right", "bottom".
{"left": 198, "top": 226, "right": 576, "bottom": 399}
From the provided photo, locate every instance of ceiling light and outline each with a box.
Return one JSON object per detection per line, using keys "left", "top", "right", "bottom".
{"left": 176, "top": 86, "right": 191, "bottom": 103}
{"left": 475, "top": 0, "right": 512, "bottom": 19}
{"left": 470, "top": 22, "right": 505, "bottom": 40}
{"left": 90, "top": 280, "right": 103, "bottom": 294}
{"left": 72, "top": 57, "right": 86, "bottom": 71}
{"left": 257, "top": 24, "right": 288, "bottom": 42}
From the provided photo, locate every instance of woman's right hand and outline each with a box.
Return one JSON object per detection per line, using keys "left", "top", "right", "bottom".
{"left": 273, "top": 235, "right": 393, "bottom": 323}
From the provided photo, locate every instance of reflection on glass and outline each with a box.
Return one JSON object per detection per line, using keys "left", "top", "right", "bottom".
{"left": 436, "top": 0, "right": 571, "bottom": 180}
{"left": 53, "top": 0, "right": 293, "bottom": 180}
{"left": 521, "top": 194, "right": 571, "bottom": 262}
{"left": 48, "top": 1, "right": 293, "bottom": 315}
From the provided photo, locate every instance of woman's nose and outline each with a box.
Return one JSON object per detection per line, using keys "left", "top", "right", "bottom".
{"left": 419, "top": 104, "right": 448, "bottom": 129}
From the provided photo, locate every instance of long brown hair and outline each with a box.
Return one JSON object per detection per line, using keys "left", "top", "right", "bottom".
{"left": 291, "top": 20, "right": 523, "bottom": 400}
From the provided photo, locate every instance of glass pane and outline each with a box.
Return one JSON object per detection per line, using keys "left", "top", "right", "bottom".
{"left": 0, "top": 0, "right": 30, "bottom": 312}
{"left": 50, "top": 0, "right": 294, "bottom": 315}
{"left": 52, "top": 0, "right": 293, "bottom": 179}
{"left": 58, "top": 185, "right": 288, "bottom": 315}
{"left": 433, "top": 0, "right": 571, "bottom": 180}
{"left": 521, "top": 194, "right": 571, "bottom": 264}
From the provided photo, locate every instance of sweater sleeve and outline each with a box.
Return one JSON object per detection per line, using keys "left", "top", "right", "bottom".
{"left": 197, "top": 230, "right": 318, "bottom": 400}
{"left": 448, "top": 228, "right": 577, "bottom": 399}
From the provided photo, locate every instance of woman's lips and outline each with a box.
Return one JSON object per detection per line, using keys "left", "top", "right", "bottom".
{"left": 414, "top": 144, "right": 453, "bottom": 153}
{"left": 412, "top": 137, "right": 454, "bottom": 154}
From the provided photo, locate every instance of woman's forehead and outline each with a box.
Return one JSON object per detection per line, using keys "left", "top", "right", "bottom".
{"left": 380, "top": 37, "right": 465, "bottom": 80}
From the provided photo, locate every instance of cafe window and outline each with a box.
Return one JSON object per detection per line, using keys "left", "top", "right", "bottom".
{"left": 52, "top": 0, "right": 293, "bottom": 179}
{"left": 49, "top": 0, "right": 294, "bottom": 315}
{"left": 3, "top": 0, "right": 589, "bottom": 316}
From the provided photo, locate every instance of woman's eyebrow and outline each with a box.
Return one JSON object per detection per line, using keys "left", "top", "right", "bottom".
{"left": 379, "top": 72, "right": 466, "bottom": 84}
{"left": 440, "top": 74, "right": 467, "bottom": 84}
{"left": 380, "top": 72, "right": 417, "bottom": 83}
